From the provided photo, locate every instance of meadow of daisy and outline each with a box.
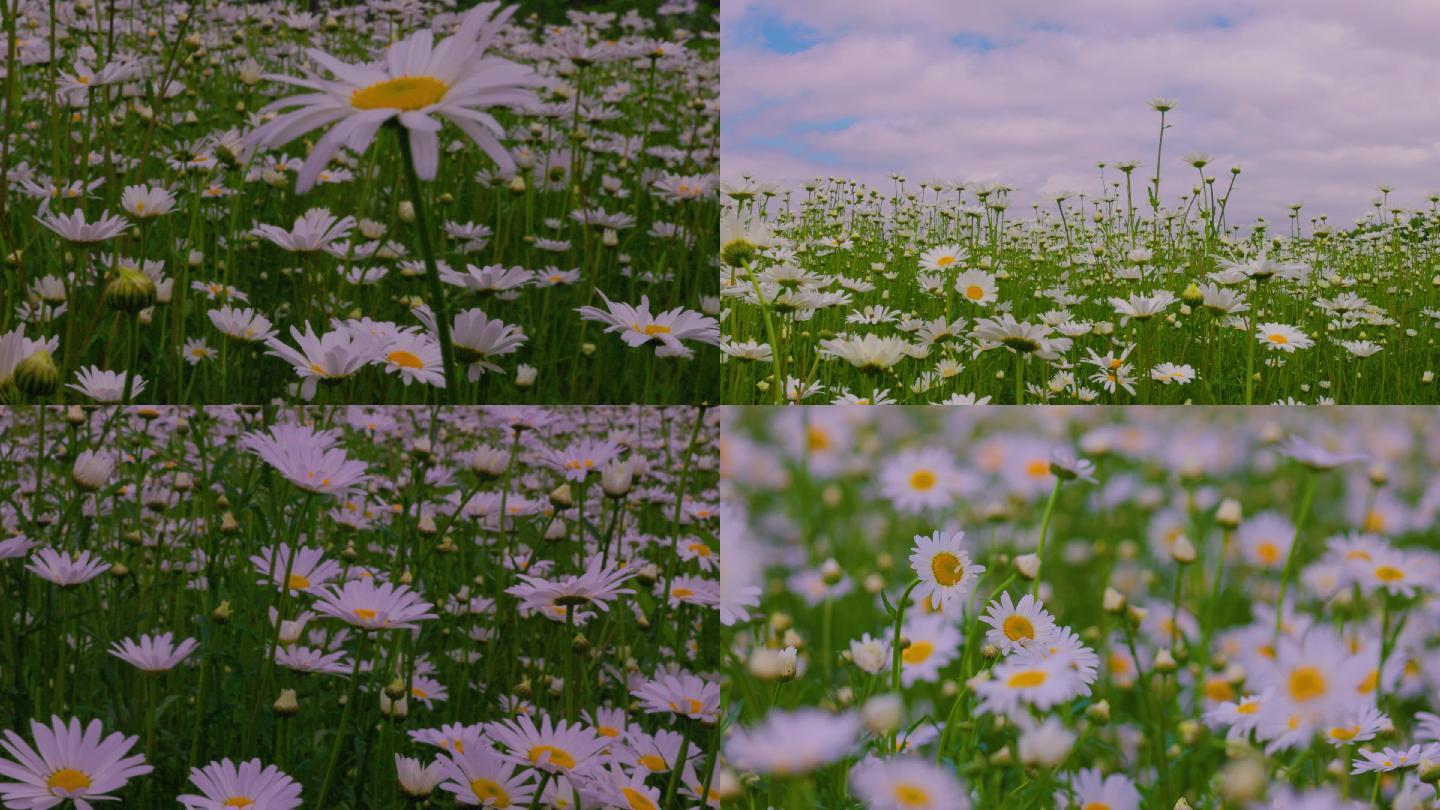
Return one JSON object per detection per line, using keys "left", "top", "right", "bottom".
{"left": 0, "top": 0, "right": 719, "bottom": 406}
{"left": 0, "top": 404, "right": 722, "bottom": 808}
{"left": 720, "top": 405, "right": 1440, "bottom": 809}
{"left": 720, "top": 105, "right": 1440, "bottom": 406}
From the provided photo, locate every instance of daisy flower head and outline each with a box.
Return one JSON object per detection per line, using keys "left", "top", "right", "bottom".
{"left": 918, "top": 243, "right": 967, "bottom": 271}
{"left": 1256, "top": 322, "right": 1313, "bottom": 352}
{"left": 1352, "top": 744, "right": 1425, "bottom": 774}
{"left": 975, "top": 653, "right": 1088, "bottom": 717}
{"left": 1056, "top": 768, "right": 1140, "bottom": 810}
{"left": 67, "top": 366, "right": 145, "bottom": 403}
{"left": 247, "top": 3, "right": 539, "bottom": 192}
{"left": 724, "top": 709, "right": 860, "bottom": 776}
{"left": 0, "top": 716, "right": 152, "bottom": 807}
{"left": 379, "top": 331, "right": 446, "bottom": 387}
{"left": 909, "top": 530, "right": 985, "bottom": 610}
{"left": 108, "top": 632, "right": 199, "bottom": 672}
{"left": 177, "top": 758, "right": 302, "bottom": 810}
{"left": 438, "top": 742, "right": 537, "bottom": 807}
{"left": 849, "top": 755, "right": 971, "bottom": 810}
{"left": 953, "top": 268, "right": 996, "bottom": 305}
{"left": 631, "top": 670, "right": 721, "bottom": 723}
{"left": 239, "top": 423, "right": 369, "bottom": 497}
{"left": 488, "top": 714, "right": 606, "bottom": 775}
{"left": 893, "top": 612, "right": 963, "bottom": 687}
{"left": 979, "top": 592, "right": 1058, "bottom": 654}
{"left": 313, "top": 577, "right": 437, "bottom": 631}
{"left": 575, "top": 291, "right": 720, "bottom": 356}
{"left": 26, "top": 547, "right": 110, "bottom": 587}
{"left": 1323, "top": 706, "right": 1388, "bottom": 747}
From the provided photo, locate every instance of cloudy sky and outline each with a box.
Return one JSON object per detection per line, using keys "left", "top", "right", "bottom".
{"left": 721, "top": 0, "right": 1440, "bottom": 225}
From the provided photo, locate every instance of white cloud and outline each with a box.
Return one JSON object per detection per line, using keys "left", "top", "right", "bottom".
{"left": 722, "top": 0, "right": 1440, "bottom": 223}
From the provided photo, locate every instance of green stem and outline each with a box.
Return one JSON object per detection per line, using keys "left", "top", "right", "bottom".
{"left": 396, "top": 126, "right": 456, "bottom": 398}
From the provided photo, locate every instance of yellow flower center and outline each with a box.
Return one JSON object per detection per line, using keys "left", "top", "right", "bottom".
{"left": 287, "top": 574, "right": 311, "bottom": 590}
{"left": 639, "top": 753, "right": 667, "bottom": 771}
{"left": 688, "top": 543, "right": 713, "bottom": 557}
{"left": 965, "top": 284, "right": 984, "bottom": 300}
{"left": 1204, "top": 678, "right": 1235, "bottom": 702}
{"left": 1025, "top": 459, "right": 1050, "bottom": 478}
{"left": 909, "top": 469, "right": 937, "bottom": 491}
{"left": 1375, "top": 565, "right": 1405, "bottom": 582}
{"left": 529, "top": 744, "right": 577, "bottom": 770}
{"left": 1267, "top": 333, "right": 1288, "bottom": 344}
{"left": 1288, "top": 666, "right": 1327, "bottom": 702}
{"left": 1329, "top": 725, "right": 1360, "bottom": 741}
{"left": 470, "top": 778, "right": 511, "bottom": 806}
{"left": 672, "top": 587, "right": 695, "bottom": 598}
{"left": 388, "top": 350, "right": 425, "bottom": 370}
{"left": 1237, "top": 701, "right": 1260, "bottom": 715}
{"left": 47, "top": 768, "right": 91, "bottom": 794}
{"left": 1084, "top": 804, "right": 1112, "bottom": 810}
{"left": 929, "top": 551, "right": 964, "bottom": 587}
{"left": 637, "top": 323, "right": 672, "bottom": 335}
{"left": 1006, "top": 668, "right": 1048, "bottom": 688}
{"left": 1256, "top": 542, "right": 1280, "bottom": 565}
{"left": 807, "top": 427, "right": 831, "bottom": 451}
{"left": 351, "top": 76, "right": 449, "bottom": 111}
{"left": 225, "top": 798, "right": 255, "bottom": 808}
{"left": 893, "top": 783, "right": 932, "bottom": 807}
{"left": 902, "top": 640, "right": 934, "bottom": 665}
{"left": 623, "top": 788, "right": 658, "bottom": 810}
{"left": 1003, "top": 614, "right": 1035, "bottom": 642}
{"left": 353, "top": 607, "right": 378, "bottom": 621}
{"left": 935, "top": 255, "right": 956, "bottom": 267}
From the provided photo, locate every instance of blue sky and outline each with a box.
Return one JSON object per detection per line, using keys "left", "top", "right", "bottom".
{"left": 721, "top": 0, "right": 1440, "bottom": 224}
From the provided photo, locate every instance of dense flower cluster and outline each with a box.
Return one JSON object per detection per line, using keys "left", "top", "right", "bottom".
{"left": 721, "top": 406, "right": 1440, "bottom": 809}
{"left": 0, "top": 404, "right": 721, "bottom": 807}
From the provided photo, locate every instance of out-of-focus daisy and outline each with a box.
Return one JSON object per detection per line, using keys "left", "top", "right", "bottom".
{"left": 850, "top": 755, "right": 971, "bottom": 810}
{"left": 878, "top": 448, "right": 962, "bottom": 514}
{"left": 239, "top": 423, "right": 369, "bottom": 497}
{"left": 724, "top": 709, "right": 859, "bottom": 776}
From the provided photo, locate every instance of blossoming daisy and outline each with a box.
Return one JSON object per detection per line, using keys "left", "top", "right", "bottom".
{"left": 252, "top": 208, "right": 356, "bottom": 252}
{"left": 1323, "top": 706, "right": 1388, "bottom": 747}
{"left": 177, "top": 758, "right": 302, "bottom": 810}
{"left": 979, "top": 592, "right": 1058, "bottom": 654}
{"left": 379, "top": 332, "right": 447, "bottom": 388}
{"left": 1237, "top": 510, "right": 1294, "bottom": 569}
{"left": 437, "top": 743, "right": 537, "bottom": 807}
{"left": 119, "top": 184, "right": 177, "bottom": 219}
{"left": 849, "top": 755, "right": 971, "bottom": 810}
{"left": 631, "top": 670, "right": 721, "bottom": 723}
{"left": 67, "top": 366, "right": 146, "bottom": 403}
{"left": 247, "top": 3, "right": 538, "bottom": 192}
{"left": 953, "top": 268, "right": 996, "bottom": 305}
{"left": 0, "top": 716, "right": 152, "bottom": 807}
{"left": 250, "top": 544, "right": 342, "bottom": 594}
{"left": 974, "top": 654, "right": 1088, "bottom": 717}
{"left": 264, "top": 324, "right": 373, "bottom": 400}
{"left": 313, "top": 578, "right": 437, "bottom": 631}
{"left": 26, "top": 548, "right": 110, "bottom": 586}
{"left": 909, "top": 530, "right": 985, "bottom": 610}
{"left": 108, "top": 632, "right": 199, "bottom": 672}
{"left": 918, "top": 243, "right": 967, "bottom": 271}
{"left": 239, "top": 424, "right": 369, "bottom": 497}
{"left": 1256, "top": 322, "right": 1314, "bottom": 352}
{"left": 576, "top": 291, "right": 721, "bottom": 356}
{"left": 1055, "top": 768, "right": 1140, "bottom": 810}
{"left": 488, "top": 714, "right": 606, "bottom": 775}
{"left": 893, "top": 612, "right": 963, "bottom": 687}
{"left": 1352, "top": 745, "right": 1427, "bottom": 774}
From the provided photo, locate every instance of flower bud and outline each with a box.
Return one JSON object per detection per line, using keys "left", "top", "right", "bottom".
{"left": 272, "top": 689, "right": 299, "bottom": 717}
{"left": 1215, "top": 498, "right": 1242, "bottom": 529}
{"left": 1014, "top": 553, "right": 1039, "bottom": 580}
{"left": 601, "top": 459, "right": 633, "bottom": 498}
{"left": 1170, "top": 535, "right": 1196, "bottom": 564}
{"left": 14, "top": 350, "right": 60, "bottom": 397}
{"left": 103, "top": 267, "right": 157, "bottom": 313}
{"left": 860, "top": 694, "right": 903, "bottom": 736}
{"left": 72, "top": 450, "right": 115, "bottom": 491}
